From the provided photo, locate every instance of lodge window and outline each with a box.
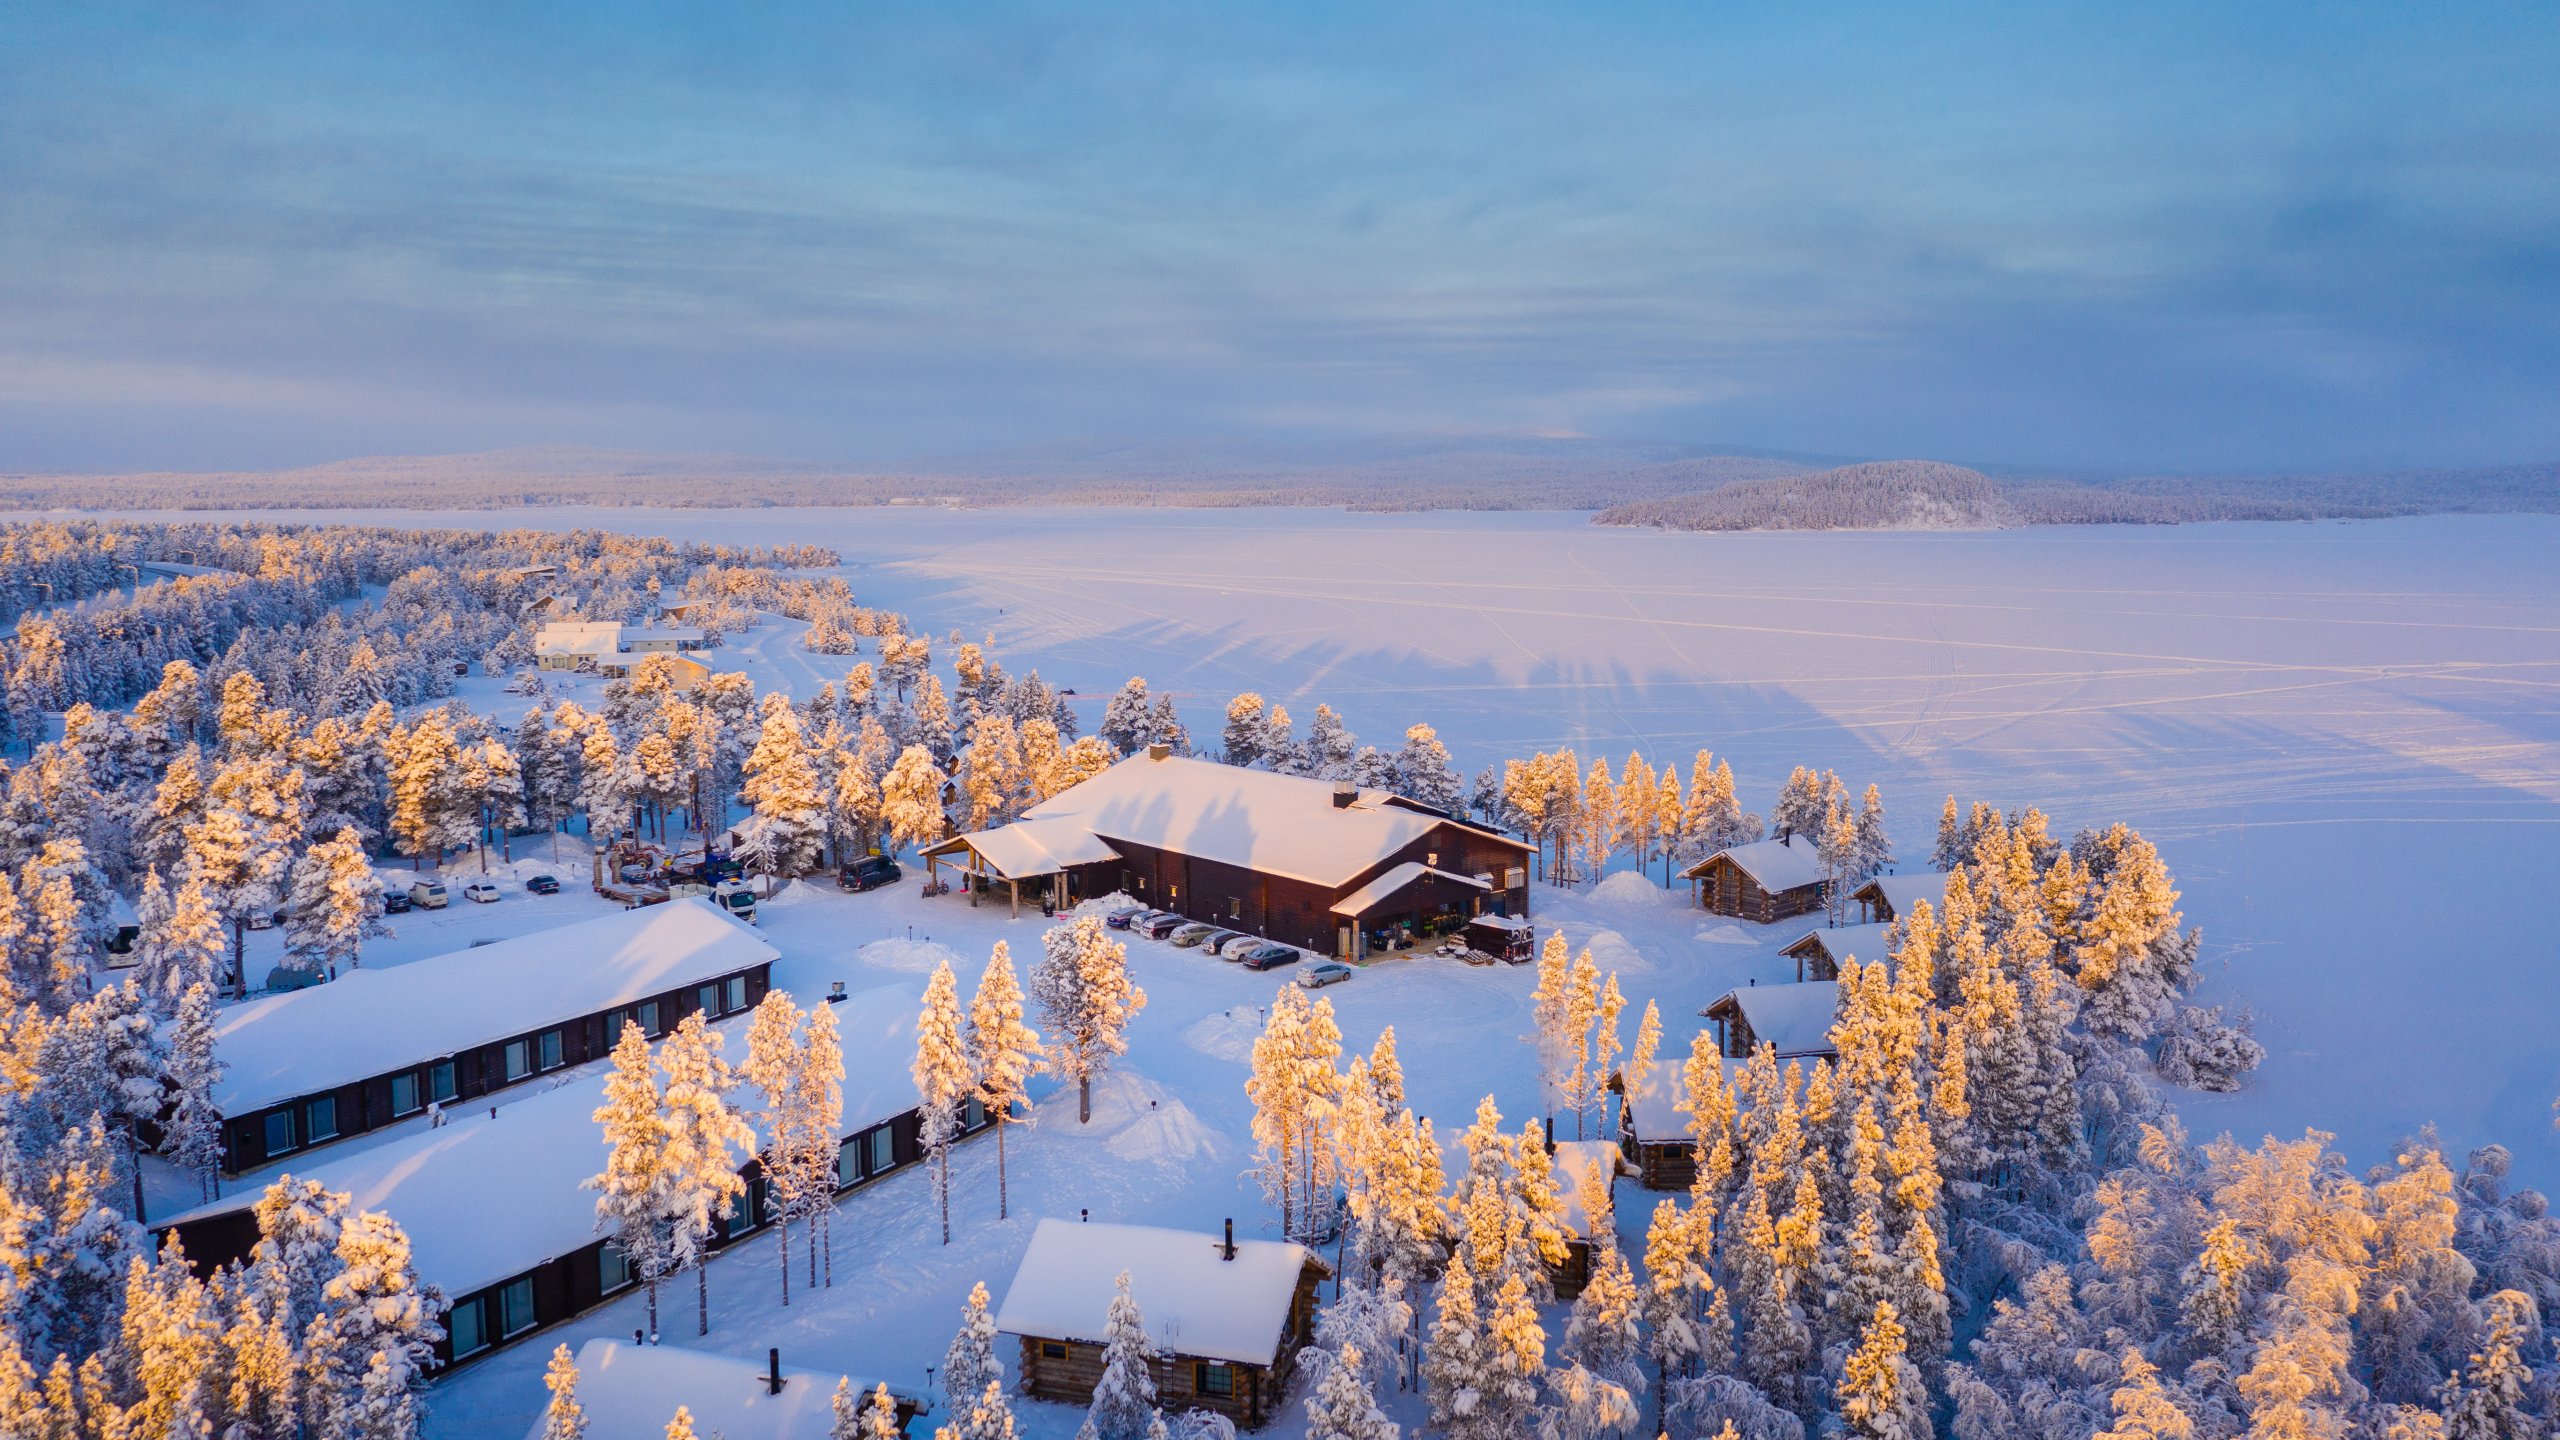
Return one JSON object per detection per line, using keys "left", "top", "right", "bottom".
{"left": 1228, "top": 898, "right": 1242, "bottom": 919}
{"left": 1041, "top": 1342, "right": 1068, "bottom": 1360}
{"left": 503, "top": 1040, "right": 531, "bottom": 1082}
{"left": 865, "top": 1126, "right": 894, "bottom": 1175}
{"left": 603, "top": 1011, "right": 625, "bottom": 1047}
{"left": 724, "top": 976, "right": 747, "bottom": 1012}
{"left": 262, "top": 1110, "right": 296, "bottom": 1156}
{"left": 496, "top": 1277, "right": 536, "bottom": 1338}
{"left": 306, "top": 1096, "right": 338, "bottom": 1143}
{"left": 636, "top": 1002, "right": 661, "bottom": 1037}
{"left": 1195, "top": 1363, "right": 1234, "bottom": 1397}
{"left": 390, "top": 1072, "right": 420, "bottom": 1117}
{"left": 537, "top": 1030, "right": 563, "bottom": 1071}
{"left": 599, "top": 1242, "right": 633, "bottom": 1294}
{"left": 964, "top": 1097, "right": 986, "bottom": 1129}
{"left": 698, "top": 983, "right": 722, "bottom": 1017}
{"left": 448, "top": 1296, "right": 488, "bottom": 1358}
{"left": 836, "top": 1138, "right": 861, "bottom": 1187}
{"left": 724, "top": 1179, "right": 763, "bottom": 1238}
{"left": 428, "top": 1062, "right": 457, "bottom": 1104}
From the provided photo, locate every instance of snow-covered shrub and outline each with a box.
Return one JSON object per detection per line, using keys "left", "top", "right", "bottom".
{"left": 2153, "top": 1005, "right": 2263, "bottom": 1092}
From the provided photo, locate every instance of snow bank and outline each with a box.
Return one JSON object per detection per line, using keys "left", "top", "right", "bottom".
{"left": 856, "top": 936, "right": 967, "bottom": 975}
{"left": 1589, "top": 870, "right": 1680, "bottom": 907}
{"left": 1178, "top": 1005, "right": 1265, "bottom": 1063}
{"left": 1696, "top": 922, "right": 1757, "bottom": 947}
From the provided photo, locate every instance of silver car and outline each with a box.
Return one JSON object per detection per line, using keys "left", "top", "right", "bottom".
{"left": 1297, "top": 962, "right": 1354, "bottom": 988}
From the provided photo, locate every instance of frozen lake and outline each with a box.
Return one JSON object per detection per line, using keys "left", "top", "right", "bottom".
{"left": 76, "top": 504, "right": 2560, "bottom": 1184}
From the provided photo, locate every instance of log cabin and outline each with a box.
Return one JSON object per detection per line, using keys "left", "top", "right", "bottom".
{"left": 1777, "top": 921, "right": 1896, "bottom": 982}
{"left": 1612, "top": 1058, "right": 1714, "bottom": 1191}
{"left": 1850, "top": 870, "right": 1950, "bottom": 924}
{"left": 1681, "top": 835, "right": 1830, "bottom": 923}
{"left": 1549, "top": 1139, "right": 1622, "bottom": 1300}
{"left": 1701, "top": 980, "right": 1844, "bottom": 1061}
{"left": 926, "top": 747, "right": 1534, "bottom": 958}
{"left": 522, "top": 1340, "right": 921, "bottom": 1439}
{"left": 995, "top": 1218, "right": 1327, "bottom": 1429}
{"left": 155, "top": 981, "right": 985, "bottom": 1370}
{"left": 198, "top": 898, "right": 776, "bottom": 1174}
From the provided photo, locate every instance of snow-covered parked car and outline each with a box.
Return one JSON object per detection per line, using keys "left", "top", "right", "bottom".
{"left": 463, "top": 881, "right": 502, "bottom": 904}
{"left": 1102, "top": 905, "right": 1149, "bottom": 930}
{"left": 1170, "top": 923, "right": 1219, "bottom": 948}
{"left": 1298, "top": 962, "right": 1354, "bottom": 988}
{"left": 408, "top": 880, "right": 449, "bottom": 909}
{"left": 1213, "top": 933, "right": 1266, "bottom": 959}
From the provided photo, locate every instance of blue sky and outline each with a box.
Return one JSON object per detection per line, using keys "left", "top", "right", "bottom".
{"left": 2, "top": 2, "right": 2554, "bottom": 474}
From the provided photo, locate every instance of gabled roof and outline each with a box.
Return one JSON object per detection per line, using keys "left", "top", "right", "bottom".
{"left": 525, "top": 1340, "right": 904, "bottom": 1440}
{"left": 203, "top": 899, "right": 776, "bottom": 1115}
{"left": 1855, "top": 871, "right": 1951, "bottom": 920}
{"left": 994, "top": 1218, "right": 1319, "bottom": 1366}
{"left": 1703, "top": 981, "right": 1842, "bottom": 1058}
{"left": 926, "top": 817, "right": 1124, "bottom": 879}
{"left": 160, "top": 982, "right": 927, "bottom": 1300}
{"left": 1019, "top": 752, "right": 1525, "bottom": 889}
{"left": 1680, "top": 835, "right": 1829, "bottom": 893}
{"left": 1330, "top": 861, "right": 1488, "bottom": 918}
{"left": 1779, "top": 922, "right": 1895, "bottom": 969}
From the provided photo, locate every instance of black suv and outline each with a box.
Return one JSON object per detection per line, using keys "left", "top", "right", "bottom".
{"left": 839, "top": 855, "right": 904, "bottom": 892}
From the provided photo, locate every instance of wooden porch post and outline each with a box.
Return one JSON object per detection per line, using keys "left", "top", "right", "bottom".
{"left": 1009, "top": 878, "right": 1020, "bottom": 917}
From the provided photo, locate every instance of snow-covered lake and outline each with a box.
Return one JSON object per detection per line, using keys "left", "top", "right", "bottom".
{"left": 88, "top": 504, "right": 2560, "bottom": 1183}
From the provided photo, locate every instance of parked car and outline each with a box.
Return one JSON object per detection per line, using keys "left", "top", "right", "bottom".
{"left": 1170, "top": 923, "right": 1218, "bottom": 947}
{"left": 383, "top": 890, "right": 412, "bottom": 915}
{"left": 463, "top": 881, "right": 502, "bottom": 904}
{"left": 1200, "top": 930, "right": 1245, "bottom": 954}
{"left": 1103, "top": 905, "right": 1149, "bottom": 930}
{"left": 408, "top": 880, "right": 449, "bottom": 910}
{"left": 1298, "top": 962, "right": 1354, "bottom": 988}
{"left": 1241, "top": 945, "right": 1302, "bottom": 972}
{"left": 524, "top": 874, "right": 561, "bottom": 895}
{"left": 838, "top": 855, "right": 904, "bottom": 893}
{"left": 1214, "top": 933, "right": 1266, "bottom": 959}
{"left": 244, "top": 907, "right": 283, "bottom": 930}
{"left": 1136, "top": 912, "right": 1186, "bottom": 939}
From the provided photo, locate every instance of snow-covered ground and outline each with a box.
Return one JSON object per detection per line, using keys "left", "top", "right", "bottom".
{"left": 70, "top": 503, "right": 2560, "bottom": 1434}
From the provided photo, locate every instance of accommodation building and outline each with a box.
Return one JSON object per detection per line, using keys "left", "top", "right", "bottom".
{"left": 1681, "top": 834, "right": 1829, "bottom": 923}
{"left": 1778, "top": 921, "right": 1895, "bottom": 982}
{"left": 535, "top": 619, "right": 623, "bottom": 672}
{"left": 523, "top": 1341, "right": 917, "bottom": 1440}
{"left": 1549, "top": 1139, "right": 1621, "bottom": 1300}
{"left": 156, "top": 981, "right": 987, "bottom": 1369}
{"left": 926, "top": 748, "right": 1533, "bottom": 955}
{"left": 626, "top": 625, "right": 707, "bottom": 654}
{"left": 1701, "top": 980, "right": 1842, "bottom": 1061}
{"left": 200, "top": 899, "right": 775, "bottom": 1174}
{"left": 1612, "top": 1058, "right": 1715, "bottom": 1190}
{"left": 1850, "top": 870, "right": 1951, "bottom": 924}
{"left": 996, "top": 1218, "right": 1326, "bottom": 1429}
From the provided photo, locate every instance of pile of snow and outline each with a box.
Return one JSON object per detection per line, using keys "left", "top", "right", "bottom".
{"left": 1179, "top": 1005, "right": 1266, "bottom": 1063}
{"left": 1038, "top": 1069, "right": 1222, "bottom": 1165}
{"left": 1697, "top": 922, "right": 1757, "bottom": 946}
{"left": 857, "top": 936, "right": 968, "bottom": 974}
{"left": 1581, "top": 928, "right": 1656, "bottom": 978}
{"left": 1070, "top": 890, "right": 1141, "bottom": 920}
{"left": 1590, "top": 871, "right": 1680, "bottom": 907}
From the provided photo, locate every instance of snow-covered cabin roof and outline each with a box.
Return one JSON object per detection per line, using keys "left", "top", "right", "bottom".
{"left": 627, "top": 626, "right": 704, "bottom": 645}
{"left": 205, "top": 899, "right": 777, "bottom": 1116}
{"left": 993, "top": 1218, "right": 1319, "bottom": 1367}
{"left": 161, "top": 981, "right": 926, "bottom": 1300}
{"left": 1551, "top": 1140, "right": 1620, "bottom": 1240}
{"left": 1328, "top": 861, "right": 1488, "bottom": 918}
{"left": 1679, "top": 835, "right": 1829, "bottom": 893}
{"left": 524, "top": 1340, "right": 902, "bottom": 1440}
{"left": 534, "top": 619, "right": 621, "bottom": 658}
{"left": 925, "top": 817, "right": 1124, "bottom": 879}
{"left": 1018, "top": 752, "right": 1524, "bottom": 889}
{"left": 1703, "top": 981, "right": 1842, "bottom": 1059}
{"left": 1617, "top": 1059, "right": 1687, "bottom": 1143}
{"left": 1779, "top": 922, "right": 1896, "bottom": 971}
{"left": 1856, "top": 871, "right": 1950, "bottom": 921}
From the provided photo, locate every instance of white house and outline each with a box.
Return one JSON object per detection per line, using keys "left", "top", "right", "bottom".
{"left": 523, "top": 1340, "right": 915, "bottom": 1440}
{"left": 534, "top": 619, "right": 622, "bottom": 672}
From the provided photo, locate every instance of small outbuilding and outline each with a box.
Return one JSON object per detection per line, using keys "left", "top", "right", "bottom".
{"left": 1778, "top": 921, "right": 1895, "bottom": 982}
{"left": 920, "top": 818, "right": 1125, "bottom": 916}
{"left": 1701, "top": 980, "right": 1843, "bottom": 1061}
{"left": 1611, "top": 1058, "right": 1717, "bottom": 1191}
{"left": 1851, "top": 870, "right": 1950, "bottom": 924}
{"left": 525, "top": 1340, "right": 919, "bottom": 1439}
{"left": 995, "top": 1218, "right": 1326, "bottom": 1429}
{"left": 1549, "top": 1139, "right": 1622, "bottom": 1299}
{"left": 1681, "top": 835, "right": 1829, "bottom": 923}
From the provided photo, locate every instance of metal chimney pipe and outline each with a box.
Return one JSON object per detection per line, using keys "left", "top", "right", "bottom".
{"left": 768, "top": 1348, "right": 783, "bottom": 1396}
{"left": 1223, "top": 1218, "right": 1236, "bottom": 1260}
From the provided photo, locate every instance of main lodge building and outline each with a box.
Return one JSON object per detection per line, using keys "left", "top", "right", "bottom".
{"left": 926, "top": 747, "right": 1535, "bottom": 959}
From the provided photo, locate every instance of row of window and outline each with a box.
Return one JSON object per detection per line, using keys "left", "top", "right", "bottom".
{"left": 1035, "top": 1343, "right": 1235, "bottom": 1398}
{"left": 251, "top": 975, "right": 758, "bottom": 1161}
{"left": 447, "top": 1275, "right": 537, "bottom": 1359}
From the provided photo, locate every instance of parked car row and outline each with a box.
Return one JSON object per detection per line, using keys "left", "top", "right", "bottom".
{"left": 1101, "top": 904, "right": 1339, "bottom": 980}
{"left": 382, "top": 874, "right": 561, "bottom": 914}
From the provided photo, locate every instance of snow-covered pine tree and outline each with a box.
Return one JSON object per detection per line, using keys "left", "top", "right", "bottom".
{"left": 1031, "top": 914, "right": 1145, "bottom": 1123}
{"left": 1615, "top": 751, "right": 1658, "bottom": 874}
{"left": 585, "top": 1022, "right": 680, "bottom": 1342}
{"left": 1246, "top": 983, "right": 1343, "bottom": 1243}
{"left": 1771, "top": 766, "right": 1824, "bottom": 843}
{"left": 1222, "top": 693, "right": 1268, "bottom": 767}
{"left": 946, "top": 1379, "right": 1020, "bottom": 1440}
{"left": 742, "top": 990, "right": 809, "bottom": 1303}
{"left": 316, "top": 1208, "right": 442, "bottom": 1435}
{"left": 1423, "top": 1250, "right": 1491, "bottom": 1440}
{"left": 912, "top": 674, "right": 957, "bottom": 763}
{"left": 738, "top": 696, "right": 829, "bottom": 881}
{"left": 1852, "top": 784, "right": 1890, "bottom": 883}
{"left": 162, "top": 980, "right": 226, "bottom": 1202}
{"left": 1578, "top": 757, "right": 1616, "bottom": 883}
{"left": 913, "top": 957, "right": 973, "bottom": 1246}
{"left": 792, "top": 997, "right": 846, "bottom": 1289}
{"left": 1393, "top": 724, "right": 1460, "bottom": 812}
{"left": 1305, "top": 704, "right": 1356, "bottom": 780}
{"left": 1561, "top": 1239, "right": 1644, "bottom": 1406}
{"left": 1083, "top": 1270, "right": 1159, "bottom": 1440}
{"left": 879, "top": 745, "right": 949, "bottom": 855}
{"left": 2435, "top": 1289, "right": 2534, "bottom": 1440}
{"left": 942, "top": 1281, "right": 1002, "bottom": 1421}
{"left": 1468, "top": 766, "right": 1502, "bottom": 827}
{"left": 1528, "top": 932, "right": 1573, "bottom": 1119}
{"left": 1305, "top": 1344, "right": 1399, "bottom": 1440}
{"left": 657, "top": 1011, "right": 755, "bottom": 1336}
{"left": 957, "top": 714, "right": 1025, "bottom": 830}
{"left": 967, "top": 941, "right": 1041, "bottom": 1219}
{"left": 1260, "top": 703, "right": 1298, "bottom": 774}
{"left": 541, "top": 1344, "right": 586, "bottom": 1440}
{"left": 1931, "top": 796, "right": 1964, "bottom": 872}
{"left": 665, "top": 1404, "right": 698, "bottom": 1440}
{"left": 1479, "top": 1266, "right": 1547, "bottom": 1437}
{"left": 1100, "top": 678, "right": 1153, "bottom": 756}
{"left": 282, "top": 827, "right": 382, "bottom": 978}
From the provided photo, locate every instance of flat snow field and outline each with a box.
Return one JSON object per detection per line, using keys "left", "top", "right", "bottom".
{"left": 68, "top": 505, "right": 2560, "bottom": 1436}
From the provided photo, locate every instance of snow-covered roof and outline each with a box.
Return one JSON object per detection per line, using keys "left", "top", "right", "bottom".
{"left": 1551, "top": 1140, "right": 1619, "bottom": 1240}
{"left": 206, "top": 899, "right": 778, "bottom": 1115}
{"left": 534, "top": 620, "right": 621, "bottom": 657}
{"left": 1779, "top": 922, "right": 1895, "bottom": 970}
{"left": 926, "top": 818, "right": 1124, "bottom": 879}
{"left": 523, "top": 1339, "right": 903, "bottom": 1440}
{"left": 628, "top": 626, "right": 704, "bottom": 644}
{"left": 1617, "top": 1059, "right": 1687, "bottom": 1143}
{"left": 1019, "top": 752, "right": 1524, "bottom": 889}
{"left": 993, "top": 1217, "right": 1318, "bottom": 1367}
{"left": 1857, "top": 871, "right": 1950, "bottom": 920}
{"left": 1679, "top": 835, "right": 1828, "bottom": 893}
{"left": 1704, "top": 981, "right": 1841, "bottom": 1058}
{"left": 1328, "top": 861, "right": 1488, "bottom": 917}
{"left": 161, "top": 982, "right": 926, "bottom": 1300}
{"left": 1468, "top": 913, "right": 1530, "bottom": 932}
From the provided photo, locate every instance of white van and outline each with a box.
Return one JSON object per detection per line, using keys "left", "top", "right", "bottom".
{"left": 409, "top": 879, "right": 450, "bottom": 909}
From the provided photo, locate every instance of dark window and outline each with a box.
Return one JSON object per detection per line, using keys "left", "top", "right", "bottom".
{"left": 697, "top": 983, "right": 721, "bottom": 1017}
{"left": 1228, "top": 898, "right": 1242, "bottom": 919}
{"left": 448, "top": 1296, "right": 488, "bottom": 1357}
{"left": 503, "top": 1040, "right": 531, "bottom": 1082}
{"left": 865, "top": 1127, "right": 894, "bottom": 1175}
{"left": 599, "top": 1242, "right": 633, "bottom": 1293}
{"left": 390, "top": 1072, "right": 420, "bottom": 1116}
{"left": 262, "top": 1110, "right": 296, "bottom": 1156}
{"left": 428, "top": 1062, "right": 457, "bottom": 1103}
{"left": 964, "top": 1097, "right": 986, "bottom": 1129}
{"left": 1041, "top": 1341, "right": 1068, "bottom": 1360}
{"left": 1196, "top": 1363, "right": 1234, "bottom": 1397}
{"left": 496, "top": 1278, "right": 536, "bottom": 1337}
{"left": 603, "top": 1010, "right": 626, "bottom": 1047}
{"left": 637, "top": 1002, "right": 661, "bottom": 1037}
{"left": 306, "top": 1096, "right": 338, "bottom": 1143}
{"left": 724, "top": 975, "right": 747, "bottom": 1012}
{"left": 538, "top": 1030, "right": 563, "bottom": 1071}
{"left": 836, "top": 1138, "right": 861, "bottom": 1188}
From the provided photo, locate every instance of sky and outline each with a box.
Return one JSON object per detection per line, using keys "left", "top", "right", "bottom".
{"left": 2, "top": 1, "right": 2555, "bottom": 476}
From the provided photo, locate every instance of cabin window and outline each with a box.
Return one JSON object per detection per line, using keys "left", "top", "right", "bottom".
{"left": 496, "top": 1278, "right": 536, "bottom": 1337}
{"left": 428, "top": 1061, "right": 457, "bottom": 1104}
{"left": 306, "top": 1096, "right": 338, "bottom": 1143}
{"left": 390, "top": 1072, "right": 420, "bottom": 1116}
{"left": 699, "top": 983, "right": 722, "bottom": 1017}
{"left": 503, "top": 1040, "right": 531, "bottom": 1082}
{"left": 724, "top": 976, "right": 747, "bottom": 1012}
{"left": 603, "top": 1011, "right": 625, "bottom": 1047}
{"left": 262, "top": 1110, "right": 296, "bottom": 1156}
{"left": 1195, "top": 1363, "right": 1234, "bottom": 1397}
{"left": 538, "top": 1030, "right": 563, "bottom": 1071}
{"left": 1227, "top": 898, "right": 1242, "bottom": 920}
{"left": 836, "top": 1139, "right": 861, "bottom": 1187}
{"left": 1040, "top": 1342, "right": 1068, "bottom": 1360}
{"left": 637, "top": 1002, "right": 661, "bottom": 1037}
{"left": 965, "top": 1097, "right": 986, "bottom": 1129}
{"left": 598, "top": 1242, "right": 633, "bottom": 1293}
{"left": 724, "top": 1178, "right": 763, "bottom": 1237}
{"left": 447, "top": 1296, "right": 488, "bottom": 1358}
{"left": 865, "top": 1127, "right": 895, "bottom": 1175}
